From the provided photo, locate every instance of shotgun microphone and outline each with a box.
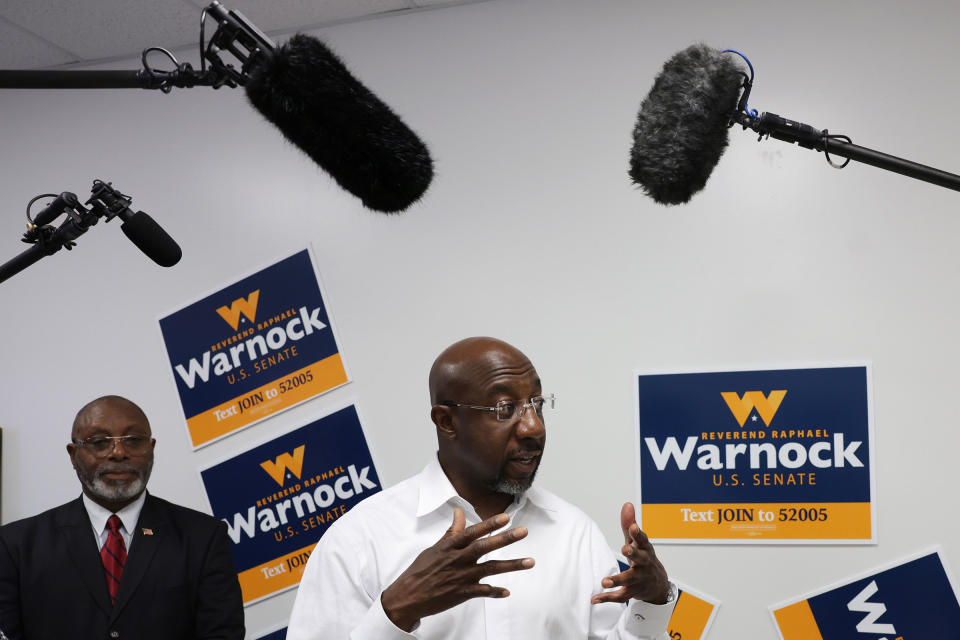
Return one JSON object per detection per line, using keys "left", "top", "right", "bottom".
{"left": 629, "top": 44, "right": 960, "bottom": 203}
{"left": 0, "top": 181, "right": 181, "bottom": 285}
{"left": 629, "top": 44, "right": 747, "bottom": 205}
{"left": 87, "top": 180, "right": 182, "bottom": 267}
{"left": 244, "top": 34, "right": 434, "bottom": 213}
{"left": 0, "top": 2, "right": 435, "bottom": 214}
{"left": 117, "top": 210, "right": 182, "bottom": 268}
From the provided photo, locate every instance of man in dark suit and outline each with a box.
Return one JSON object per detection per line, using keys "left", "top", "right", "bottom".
{"left": 0, "top": 395, "right": 244, "bottom": 640}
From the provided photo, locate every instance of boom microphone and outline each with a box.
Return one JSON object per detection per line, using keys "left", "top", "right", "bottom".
{"left": 86, "top": 180, "right": 183, "bottom": 268}
{"left": 119, "top": 211, "right": 183, "bottom": 267}
{"left": 0, "top": 180, "right": 181, "bottom": 285}
{"left": 0, "top": 2, "right": 434, "bottom": 214}
{"left": 629, "top": 44, "right": 746, "bottom": 205}
{"left": 244, "top": 34, "right": 434, "bottom": 213}
{"left": 631, "top": 44, "right": 960, "bottom": 203}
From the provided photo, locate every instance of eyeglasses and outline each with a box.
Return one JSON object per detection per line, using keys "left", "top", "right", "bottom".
{"left": 442, "top": 394, "right": 556, "bottom": 422}
{"left": 71, "top": 434, "right": 152, "bottom": 457}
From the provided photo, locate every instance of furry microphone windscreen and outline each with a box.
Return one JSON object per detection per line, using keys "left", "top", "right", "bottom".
{"left": 245, "top": 34, "right": 434, "bottom": 213}
{"left": 629, "top": 44, "right": 746, "bottom": 205}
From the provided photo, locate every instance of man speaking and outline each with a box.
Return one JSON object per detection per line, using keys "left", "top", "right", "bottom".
{"left": 0, "top": 395, "right": 244, "bottom": 640}
{"left": 287, "top": 337, "right": 677, "bottom": 639}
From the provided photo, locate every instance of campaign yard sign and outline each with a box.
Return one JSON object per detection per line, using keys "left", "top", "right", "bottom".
{"left": 668, "top": 582, "right": 720, "bottom": 640}
{"left": 159, "top": 247, "right": 349, "bottom": 447}
{"left": 770, "top": 548, "right": 960, "bottom": 640}
{"left": 636, "top": 365, "right": 875, "bottom": 543}
{"left": 200, "top": 403, "right": 381, "bottom": 605}
{"left": 617, "top": 560, "right": 720, "bottom": 639}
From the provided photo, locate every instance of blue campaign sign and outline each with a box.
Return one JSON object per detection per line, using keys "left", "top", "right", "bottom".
{"left": 200, "top": 403, "right": 381, "bottom": 604}
{"left": 636, "top": 365, "right": 875, "bottom": 543}
{"left": 158, "top": 248, "right": 349, "bottom": 447}
{"left": 254, "top": 629, "right": 286, "bottom": 640}
{"left": 772, "top": 549, "right": 960, "bottom": 640}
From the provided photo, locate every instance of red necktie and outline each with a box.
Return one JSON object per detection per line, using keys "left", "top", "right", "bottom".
{"left": 100, "top": 515, "right": 127, "bottom": 605}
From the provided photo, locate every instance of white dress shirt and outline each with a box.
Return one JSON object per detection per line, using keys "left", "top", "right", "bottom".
{"left": 287, "top": 455, "right": 676, "bottom": 640}
{"left": 82, "top": 491, "right": 146, "bottom": 552}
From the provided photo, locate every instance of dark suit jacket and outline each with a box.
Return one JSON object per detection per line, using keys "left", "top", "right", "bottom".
{"left": 0, "top": 494, "right": 244, "bottom": 640}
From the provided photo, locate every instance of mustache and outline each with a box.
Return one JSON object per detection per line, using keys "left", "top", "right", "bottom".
{"left": 95, "top": 463, "right": 142, "bottom": 478}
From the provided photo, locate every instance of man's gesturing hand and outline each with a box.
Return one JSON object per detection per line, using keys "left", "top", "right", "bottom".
{"left": 381, "top": 508, "right": 534, "bottom": 631}
{"left": 590, "top": 502, "right": 670, "bottom": 606}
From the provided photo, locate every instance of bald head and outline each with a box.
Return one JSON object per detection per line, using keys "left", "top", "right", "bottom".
{"left": 429, "top": 337, "right": 546, "bottom": 515}
{"left": 72, "top": 395, "right": 150, "bottom": 439}
{"left": 68, "top": 395, "right": 155, "bottom": 513}
{"left": 429, "top": 337, "right": 535, "bottom": 405}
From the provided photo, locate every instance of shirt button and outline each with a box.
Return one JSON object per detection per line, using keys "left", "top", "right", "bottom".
{"left": 110, "top": 632, "right": 119, "bottom": 638}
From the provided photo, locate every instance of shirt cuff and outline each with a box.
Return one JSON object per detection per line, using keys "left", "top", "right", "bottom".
{"left": 621, "top": 582, "right": 678, "bottom": 639}
{"left": 351, "top": 597, "right": 418, "bottom": 640}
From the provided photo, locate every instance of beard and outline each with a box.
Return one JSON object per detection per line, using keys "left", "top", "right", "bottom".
{"left": 77, "top": 461, "right": 152, "bottom": 504}
{"left": 490, "top": 476, "right": 533, "bottom": 496}
{"left": 488, "top": 457, "right": 541, "bottom": 497}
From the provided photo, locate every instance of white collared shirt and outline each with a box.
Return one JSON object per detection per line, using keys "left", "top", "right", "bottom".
{"left": 287, "top": 456, "right": 676, "bottom": 640}
{"left": 82, "top": 491, "right": 146, "bottom": 552}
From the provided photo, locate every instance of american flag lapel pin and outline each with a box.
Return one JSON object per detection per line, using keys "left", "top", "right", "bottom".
{"left": 142, "top": 528, "right": 154, "bottom": 536}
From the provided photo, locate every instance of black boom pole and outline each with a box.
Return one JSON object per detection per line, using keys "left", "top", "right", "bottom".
{"left": 0, "top": 70, "right": 148, "bottom": 89}
{"left": 734, "top": 110, "right": 960, "bottom": 193}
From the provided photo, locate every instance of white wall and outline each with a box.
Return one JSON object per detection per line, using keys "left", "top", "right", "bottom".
{"left": 2, "top": 0, "right": 958, "bottom": 637}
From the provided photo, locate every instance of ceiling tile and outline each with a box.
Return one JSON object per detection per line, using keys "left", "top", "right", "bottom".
{"left": 1, "top": 0, "right": 201, "bottom": 62}
{"left": 410, "top": 0, "right": 486, "bottom": 7}
{"left": 222, "top": 0, "right": 412, "bottom": 34}
{"left": 0, "top": 0, "right": 492, "bottom": 70}
{"left": 0, "top": 20, "right": 78, "bottom": 68}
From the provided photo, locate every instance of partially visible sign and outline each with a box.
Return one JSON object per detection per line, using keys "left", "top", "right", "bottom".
{"left": 669, "top": 581, "right": 720, "bottom": 640}
{"left": 253, "top": 628, "right": 286, "bottom": 640}
{"left": 200, "top": 403, "right": 380, "bottom": 605}
{"left": 158, "top": 247, "right": 349, "bottom": 447}
{"left": 636, "top": 365, "right": 875, "bottom": 543}
{"left": 770, "top": 548, "right": 960, "bottom": 640}
{"left": 616, "top": 560, "right": 720, "bottom": 640}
